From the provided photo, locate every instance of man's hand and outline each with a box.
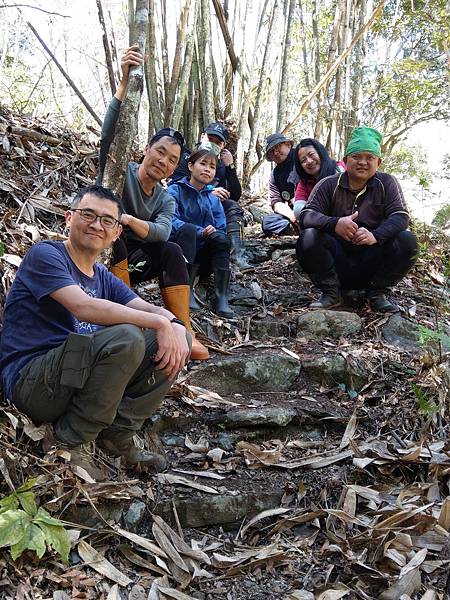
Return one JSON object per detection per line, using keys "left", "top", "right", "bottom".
{"left": 121, "top": 45, "right": 144, "bottom": 80}
{"left": 154, "top": 321, "right": 189, "bottom": 380}
{"left": 353, "top": 227, "right": 377, "bottom": 246}
{"left": 211, "top": 187, "right": 230, "bottom": 201}
{"left": 335, "top": 211, "right": 359, "bottom": 241}
{"left": 202, "top": 225, "right": 216, "bottom": 237}
{"left": 120, "top": 213, "right": 131, "bottom": 226}
{"left": 220, "top": 149, "right": 234, "bottom": 167}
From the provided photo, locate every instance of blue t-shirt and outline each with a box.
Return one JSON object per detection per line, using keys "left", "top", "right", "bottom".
{"left": 0, "top": 241, "right": 137, "bottom": 400}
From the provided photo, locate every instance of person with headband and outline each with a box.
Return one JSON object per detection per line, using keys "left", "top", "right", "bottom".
{"left": 168, "top": 145, "right": 234, "bottom": 319}
{"left": 296, "top": 126, "right": 418, "bottom": 312}
{"left": 97, "top": 45, "right": 209, "bottom": 361}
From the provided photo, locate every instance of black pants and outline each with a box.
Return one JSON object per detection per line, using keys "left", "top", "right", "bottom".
{"left": 171, "top": 224, "right": 231, "bottom": 272}
{"left": 126, "top": 240, "right": 189, "bottom": 286}
{"left": 222, "top": 199, "right": 244, "bottom": 231}
{"left": 296, "top": 228, "right": 417, "bottom": 290}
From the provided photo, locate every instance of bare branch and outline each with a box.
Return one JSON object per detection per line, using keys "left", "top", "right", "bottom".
{"left": 0, "top": 3, "right": 69, "bottom": 17}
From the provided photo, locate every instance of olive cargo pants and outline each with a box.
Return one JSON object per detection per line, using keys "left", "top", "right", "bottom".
{"left": 12, "top": 324, "right": 186, "bottom": 447}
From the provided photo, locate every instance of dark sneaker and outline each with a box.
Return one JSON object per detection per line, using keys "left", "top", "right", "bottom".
{"left": 43, "top": 432, "right": 107, "bottom": 481}
{"left": 367, "top": 291, "right": 399, "bottom": 313}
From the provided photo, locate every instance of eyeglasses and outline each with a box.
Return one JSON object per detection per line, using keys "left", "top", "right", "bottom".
{"left": 72, "top": 208, "right": 120, "bottom": 229}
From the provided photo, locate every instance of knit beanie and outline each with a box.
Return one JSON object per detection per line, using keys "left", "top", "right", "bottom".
{"left": 345, "top": 126, "right": 382, "bottom": 158}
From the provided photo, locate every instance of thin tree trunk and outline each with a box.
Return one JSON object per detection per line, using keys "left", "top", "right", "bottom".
{"left": 96, "top": 0, "right": 116, "bottom": 96}
{"left": 311, "top": 0, "right": 322, "bottom": 138}
{"left": 243, "top": 0, "right": 278, "bottom": 188}
{"left": 314, "top": 0, "right": 342, "bottom": 139}
{"left": 160, "top": 0, "right": 170, "bottom": 105}
{"left": 249, "top": 0, "right": 387, "bottom": 178}
{"left": 145, "top": 0, "right": 163, "bottom": 134}
{"left": 128, "top": 0, "right": 135, "bottom": 46}
{"left": 277, "top": 0, "right": 296, "bottom": 130}
{"left": 103, "top": 0, "right": 148, "bottom": 195}
{"left": 165, "top": 0, "right": 189, "bottom": 123}
{"left": 25, "top": 20, "right": 102, "bottom": 126}
{"left": 198, "top": 0, "right": 215, "bottom": 124}
{"left": 348, "top": 0, "right": 367, "bottom": 136}
{"left": 171, "top": 0, "right": 199, "bottom": 129}
{"left": 297, "top": 0, "right": 310, "bottom": 91}
{"left": 326, "top": 0, "right": 346, "bottom": 150}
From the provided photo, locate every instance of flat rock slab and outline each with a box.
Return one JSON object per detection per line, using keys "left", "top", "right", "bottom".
{"left": 220, "top": 406, "right": 298, "bottom": 428}
{"left": 187, "top": 351, "right": 300, "bottom": 394}
{"left": 250, "top": 318, "right": 294, "bottom": 339}
{"left": 297, "top": 310, "right": 362, "bottom": 339}
{"left": 382, "top": 314, "right": 450, "bottom": 352}
{"left": 301, "top": 353, "right": 368, "bottom": 390}
{"left": 154, "top": 491, "right": 283, "bottom": 529}
{"left": 245, "top": 238, "right": 297, "bottom": 264}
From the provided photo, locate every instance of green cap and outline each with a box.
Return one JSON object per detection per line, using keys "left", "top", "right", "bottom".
{"left": 345, "top": 126, "right": 382, "bottom": 158}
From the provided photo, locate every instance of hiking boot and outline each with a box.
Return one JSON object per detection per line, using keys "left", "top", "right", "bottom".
{"left": 213, "top": 268, "right": 234, "bottom": 318}
{"left": 309, "top": 268, "right": 341, "bottom": 309}
{"left": 367, "top": 290, "right": 399, "bottom": 313}
{"left": 43, "top": 431, "right": 107, "bottom": 481}
{"left": 98, "top": 436, "right": 168, "bottom": 472}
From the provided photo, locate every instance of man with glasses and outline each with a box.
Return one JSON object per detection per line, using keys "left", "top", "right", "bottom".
{"left": 296, "top": 126, "right": 418, "bottom": 312}
{"left": 0, "top": 185, "right": 190, "bottom": 480}
{"left": 262, "top": 133, "right": 298, "bottom": 236}
{"left": 98, "top": 45, "right": 209, "bottom": 360}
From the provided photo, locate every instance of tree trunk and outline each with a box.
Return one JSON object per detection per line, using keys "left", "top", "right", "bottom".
{"left": 348, "top": 0, "right": 367, "bottom": 137}
{"left": 160, "top": 0, "right": 170, "bottom": 109}
{"left": 145, "top": 0, "right": 163, "bottom": 135}
{"left": 103, "top": 0, "right": 148, "bottom": 196}
{"left": 276, "top": 0, "right": 296, "bottom": 130}
{"left": 165, "top": 0, "right": 189, "bottom": 124}
{"left": 96, "top": 0, "right": 116, "bottom": 95}
{"left": 243, "top": 0, "right": 278, "bottom": 188}
{"left": 171, "top": 0, "right": 199, "bottom": 129}
{"left": 128, "top": 0, "right": 135, "bottom": 46}
{"left": 297, "top": 0, "right": 310, "bottom": 91}
{"left": 198, "top": 0, "right": 215, "bottom": 125}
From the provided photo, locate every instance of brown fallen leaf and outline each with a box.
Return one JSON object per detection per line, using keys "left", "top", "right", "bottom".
{"left": 77, "top": 540, "right": 132, "bottom": 587}
{"left": 157, "top": 473, "right": 219, "bottom": 494}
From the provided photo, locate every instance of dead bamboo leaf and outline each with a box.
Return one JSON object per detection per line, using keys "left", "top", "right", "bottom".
{"left": 157, "top": 587, "right": 198, "bottom": 600}
{"left": 113, "top": 526, "right": 168, "bottom": 558}
{"left": 438, "top": 496, "right": 450, "bottom": 531}
{"left": 152, "top": 522, "right": 190, "bottom": 574}
{"left": 77, "top": 540, "right": 132, "bottom": 587}
{"left": 338, "top": 411, "right": 357, "bottom": 450}
{"left": 106, "top": 584, "right": 121, "bottom": 600}
{"left": 399, "top": 548, "right": 427, "bottom": 578}
{"left": 240, "top": 507, "right": 290, "bottom": 538}
{"left": 158, "top": 473, "right": 219, "bottom": 494}
{"left": 379, "top": 567, "right": 421, "bottom": 599}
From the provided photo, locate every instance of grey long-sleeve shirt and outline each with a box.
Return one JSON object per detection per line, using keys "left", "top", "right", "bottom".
{"left": 97, "top": 96, "right": 175, "bottom": 244}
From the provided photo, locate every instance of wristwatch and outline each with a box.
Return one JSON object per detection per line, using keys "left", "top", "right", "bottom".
{"left": 170, "top": 318, "right": 185, "bottom": 327}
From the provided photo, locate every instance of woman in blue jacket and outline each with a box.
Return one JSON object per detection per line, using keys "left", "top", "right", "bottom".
{"left": 168, "top": 147, "right": 233, "bottom": 318}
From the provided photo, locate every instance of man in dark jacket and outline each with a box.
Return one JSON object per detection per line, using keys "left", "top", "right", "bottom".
{"left": 171, "top": 123, "right": 249, "bottom": 269}
{"left": 296, "top": 126, "right": 417, "bottom": 312}
{"left": 261, "top": 133, "right": 298, "bottom": 236}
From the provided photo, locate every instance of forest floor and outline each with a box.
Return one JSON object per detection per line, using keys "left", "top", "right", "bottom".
{"left": 0, "top": 106, "right": 450, "bottom": 600}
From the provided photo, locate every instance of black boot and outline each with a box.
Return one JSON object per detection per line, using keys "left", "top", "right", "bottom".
{"left": 228, "top": 224, "right": 252, "bottom": 270}
{"left": 309, "top": 267, "right": 341, "bottom": 309}
{"left": 187, "top": 263, "right": 201, "bottom": 311}
{"left": 213, "top": 268, "right": 234, "bottom": 318}
{"left": 367, "top": 290, "right": 399, "bottom": 313}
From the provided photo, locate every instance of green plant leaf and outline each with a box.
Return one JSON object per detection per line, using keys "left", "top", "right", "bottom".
{"left": 11, "top": 523, "right": 46, "bottom": 560}
{"left": 0, "top": 494, "right": 19, "bottom": 514}
{"left": 16, "top": 478, "right": 38, "bottom": 493}
{"left": 36, "top": 522, "right": 70, "bottom": 563}
{"left": 33, "top": 507, "right": 65, "bottom": 527}
{"left": 0, "top": 509, "right": 31, "bottom": 548}
{"left": 18, "top": 491, "right": 37, "bottom": 516}
{"left": 0, "top": 241, "right": 4, "bottom": 257}
{"left": 411, "top": 383, "right": 438, "bottom": 415}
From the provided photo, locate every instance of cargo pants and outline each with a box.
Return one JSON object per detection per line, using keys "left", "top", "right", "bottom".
{"left": 12, "top": 324, "right": 189, "bottom": 447}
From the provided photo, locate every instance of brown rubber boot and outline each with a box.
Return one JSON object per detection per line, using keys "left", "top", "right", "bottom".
{"left": 110, "top": 238, "right": 131, "bottom": 286}
{"left": 161, "top": 285, "right": 210, "bottom": 360}
{"left": 98, "top": 436, "right": 168, "bottom": 472}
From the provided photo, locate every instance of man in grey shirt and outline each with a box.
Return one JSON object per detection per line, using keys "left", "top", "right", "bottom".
{"left": 97, "top": 46, "right": 209, "bottom": 360}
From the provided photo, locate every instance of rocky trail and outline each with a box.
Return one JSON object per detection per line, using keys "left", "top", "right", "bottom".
{"left": 1, "top": 109, "right": 450, "bottom": 599}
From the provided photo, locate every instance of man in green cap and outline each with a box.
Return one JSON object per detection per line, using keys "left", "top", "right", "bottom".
{"left": 296, "top": 126, "right": 417, "bottom": 312}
